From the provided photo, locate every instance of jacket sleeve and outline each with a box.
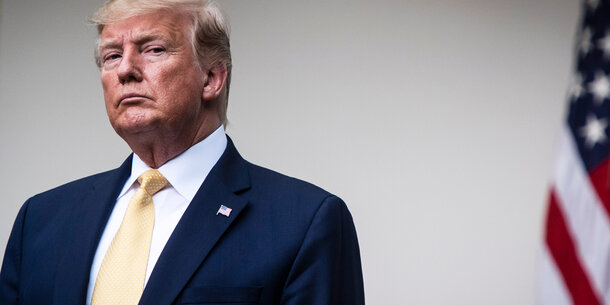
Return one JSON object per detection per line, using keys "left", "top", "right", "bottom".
{"left": 0, "top": 200, "right": 29, "bottom": 305}
{"left": 280, "top": 195, "right": 365, "bottom": 305}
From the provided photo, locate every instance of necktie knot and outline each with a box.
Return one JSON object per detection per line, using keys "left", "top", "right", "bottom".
{"left": 137, "top": 169, "right": 168, "bottom": 195}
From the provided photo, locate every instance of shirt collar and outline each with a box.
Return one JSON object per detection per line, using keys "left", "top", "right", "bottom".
{"left": 118, "top": 125, "right": 227, "bottom": 202}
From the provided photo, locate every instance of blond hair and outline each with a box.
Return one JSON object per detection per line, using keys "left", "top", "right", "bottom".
{"left": 91, "top": 0, "right": 232, "bottom": 125}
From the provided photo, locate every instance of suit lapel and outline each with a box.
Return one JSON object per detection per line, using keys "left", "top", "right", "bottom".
{"left": 139, "top": 137, "right": 250, "bottom": 305}
{"left": 53, "top": 156, "right": 132, "bottom": 305}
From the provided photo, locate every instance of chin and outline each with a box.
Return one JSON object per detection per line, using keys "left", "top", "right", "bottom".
{"left": 112, "top": 118, "right": 159, "bottom": 137}
{"left": 112, "top": 111, "right": 157, "bottom": 130}
{"left": 119, "top": 123, "right": 158, "bottom": 135}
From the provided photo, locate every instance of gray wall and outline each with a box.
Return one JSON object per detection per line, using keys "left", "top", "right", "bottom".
{"left": 0, "top": 0, "right": 579, "bottom": 304}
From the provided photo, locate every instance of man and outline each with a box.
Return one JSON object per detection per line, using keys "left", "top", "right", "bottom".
{"left": 0, "top": 0, "right": 364, "bottom": 304}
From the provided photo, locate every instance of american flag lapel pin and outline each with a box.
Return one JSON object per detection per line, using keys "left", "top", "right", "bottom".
{"left": 216, "top": 204, "right": 232, "bottom": 217}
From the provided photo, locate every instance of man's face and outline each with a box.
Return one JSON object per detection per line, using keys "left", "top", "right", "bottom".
{"left": 99, "top": 10, "right": 207, "bottom": 139}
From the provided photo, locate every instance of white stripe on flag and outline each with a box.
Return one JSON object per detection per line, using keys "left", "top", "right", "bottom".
{"left": 538, "top": 245, "right": 572, "bottom": 305}
{"left": 553, "top": 125, "right": 610, "bottom": 303}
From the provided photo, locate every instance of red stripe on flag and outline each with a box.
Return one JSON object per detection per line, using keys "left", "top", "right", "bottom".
{"left": 545, "top": 191, "right": 601, "bottom": 305}
{"left": 588, "top": 158, "right": 610, "bottom": 219}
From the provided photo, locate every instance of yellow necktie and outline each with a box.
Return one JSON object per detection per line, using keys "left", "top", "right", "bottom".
{"left": 91, "top": 169, "right": 168, "bottom": 305}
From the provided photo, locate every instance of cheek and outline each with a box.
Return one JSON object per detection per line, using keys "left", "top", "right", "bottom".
{"left": 158, "top": 73, "right": 204, "bottom": 107}
{"left": 104, "top": 98, "right": 119, "bottom": 129}
{"left": 101, "top": 76, "right": 115, "bottom": 114}
{"left": 103, "top": 96, "right": 114, "bottom": 115}
{"left": 100, "top": 71, "right": 113, "bottom": 89}
{"left": 101, "top": 74, "right": 117, "bottom": 101}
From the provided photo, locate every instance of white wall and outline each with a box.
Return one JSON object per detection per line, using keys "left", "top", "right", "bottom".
{"left": 0, "top": 0, "right": 579, "bottom": 304}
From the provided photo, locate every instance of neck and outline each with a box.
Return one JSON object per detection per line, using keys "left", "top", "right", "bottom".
{"left": 124, "top": 118, "right": 221, "bottom": 169}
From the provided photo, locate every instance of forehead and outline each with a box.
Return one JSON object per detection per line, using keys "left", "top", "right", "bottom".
{"left": 100, "top": 10, "right": 191, "bottom": 46}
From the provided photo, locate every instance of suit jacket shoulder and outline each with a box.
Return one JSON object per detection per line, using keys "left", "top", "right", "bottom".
{"left": 27, "top": 164, "right": 128, "bottom": 211}
{"left": 246, "top": 161, "right": 335, "bottom": 207}
{"left": 0, "top": 156, "right": 132, "bottom": 305}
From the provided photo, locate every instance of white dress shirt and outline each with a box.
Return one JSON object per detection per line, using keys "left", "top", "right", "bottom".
{"left": 86, "top": 126, "right": 227, "bottom": 305}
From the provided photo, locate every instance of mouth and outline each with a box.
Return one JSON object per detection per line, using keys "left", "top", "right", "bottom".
{"left": 118, "top": 93, "right": 150, "bottom": 105}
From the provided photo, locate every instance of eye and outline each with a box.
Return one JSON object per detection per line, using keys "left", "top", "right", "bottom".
{"left": 103, "top": 53, "right": 122, "bottom": 63}
{"left": 146, "top": 47, "right": 166, "bottom": 55}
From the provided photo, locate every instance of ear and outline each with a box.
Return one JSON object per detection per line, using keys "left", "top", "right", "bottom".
{"left": 202, "top": 65, "right": 228, "bottom": 101}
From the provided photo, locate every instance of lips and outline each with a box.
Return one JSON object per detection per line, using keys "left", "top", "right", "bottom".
{"left": 119, "top": 93, "right": 150, "bottom": 104}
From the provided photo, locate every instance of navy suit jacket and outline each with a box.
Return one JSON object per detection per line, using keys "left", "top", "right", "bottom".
{"left": 0, "top": 137, "right": 364, "bottom": 305}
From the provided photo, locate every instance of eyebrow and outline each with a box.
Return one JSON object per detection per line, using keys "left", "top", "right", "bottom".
{"left": 99, "top": 32, "right": 171, "bottom": 51}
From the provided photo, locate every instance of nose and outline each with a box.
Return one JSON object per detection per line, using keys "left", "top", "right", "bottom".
{"left": 116, "top": 47, "right": 143, "bottom": 84}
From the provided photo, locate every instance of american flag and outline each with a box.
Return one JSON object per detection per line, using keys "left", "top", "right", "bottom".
{"left": 216, "top": 204, "right": 232, "bottom": 217}
{"left": 540, "top": 1, "right": 610, "bottom": 304}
